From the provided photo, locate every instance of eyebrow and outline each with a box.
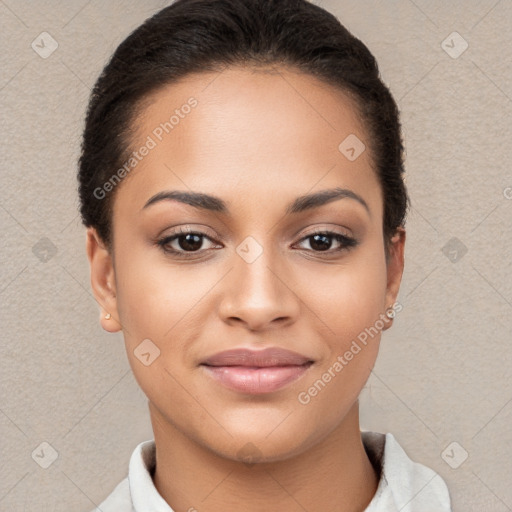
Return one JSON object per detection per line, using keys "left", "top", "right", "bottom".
{"left": 142, "top": 187, "right": 370, "bottom": 216}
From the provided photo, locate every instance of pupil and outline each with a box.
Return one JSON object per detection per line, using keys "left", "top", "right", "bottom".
{"left": 311, "top": 234, "right": 331, "bottom": 251}
{"left": 180, "top": 234, "right": 202, "bottom": 251}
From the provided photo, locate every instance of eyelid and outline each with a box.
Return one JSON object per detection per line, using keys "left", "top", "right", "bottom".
{"left": 158, "top": 224, "right": 220, "bottom": 240}
{"left": 297, "top": 225, "right": 353, "bottom": 239}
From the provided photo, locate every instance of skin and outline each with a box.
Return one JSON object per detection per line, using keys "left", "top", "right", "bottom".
{"left": 87, "top": 65, "right": 405, "bottom": 512}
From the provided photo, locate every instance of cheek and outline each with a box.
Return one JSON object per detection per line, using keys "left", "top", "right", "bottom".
{"left": 301, "top": 248, "right": 388, "bottom": 339}
{"left": 114, "top": 246, "right": 210, "bottom": 338}
{"left": 295, "top": 240, "right": 387, "bottom": 395}
{"left": 294, "top": 258, "right": 386, "bottom": 428}
{"left": 112, "top": 250, "right": 203, "bottom": 405}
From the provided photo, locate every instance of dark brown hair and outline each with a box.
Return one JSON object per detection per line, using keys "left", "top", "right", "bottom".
{"left": 78, "top": 0, "right": 409, "bottom": 250}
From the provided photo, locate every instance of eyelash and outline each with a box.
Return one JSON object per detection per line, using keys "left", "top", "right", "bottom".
{"left": 156, "top": 226, "right": 358, "bottom": 259}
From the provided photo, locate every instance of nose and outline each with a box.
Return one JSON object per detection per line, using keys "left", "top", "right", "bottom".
{"left": 218, "top": 242, "right": 300, "bottom": 331}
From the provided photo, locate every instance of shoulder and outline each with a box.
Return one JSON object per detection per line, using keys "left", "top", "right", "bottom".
{"left": 362, "top": 431, "right": 452, "bottom": 512}
{"left": 88, "top": 439, "right": 155, "bottom": 512}
{"left": 89, "top": 439, "right": 169, "bottom": 512}
{"left": 89, "top": 477, "right": 133, "bottom": 512}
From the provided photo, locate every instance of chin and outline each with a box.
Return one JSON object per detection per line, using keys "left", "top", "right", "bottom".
{"left": 206, "top": 424, "right": 318, "bottom": 466}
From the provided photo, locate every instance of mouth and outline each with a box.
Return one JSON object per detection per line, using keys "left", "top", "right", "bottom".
{"left": 200, "top": 347, "right": 315, "bottom": 394}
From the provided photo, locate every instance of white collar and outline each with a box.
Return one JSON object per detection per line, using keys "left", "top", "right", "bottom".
{"left": 116, "top": 431, "right": 451, "bottom": 511}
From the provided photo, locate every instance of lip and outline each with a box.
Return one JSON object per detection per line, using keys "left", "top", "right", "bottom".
{"left": 201, "top": 347, "right": 314, "bottom": 394}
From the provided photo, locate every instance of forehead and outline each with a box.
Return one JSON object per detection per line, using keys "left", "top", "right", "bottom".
{"left": 114, "top": 65, "right": 382, "bottom": 219}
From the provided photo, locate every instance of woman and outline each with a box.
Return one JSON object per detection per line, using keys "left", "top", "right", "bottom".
{"left": 80, "top": 0, "right": 452, "bottom": 510}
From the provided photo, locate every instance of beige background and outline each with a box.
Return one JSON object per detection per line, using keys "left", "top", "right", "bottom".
{"left": 0, "top": 0, "right": 511, "bottom": 510}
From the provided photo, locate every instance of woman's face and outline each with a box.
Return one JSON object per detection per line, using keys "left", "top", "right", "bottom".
{"left": 88, "top": 65, "right": 404, "bottom": 462}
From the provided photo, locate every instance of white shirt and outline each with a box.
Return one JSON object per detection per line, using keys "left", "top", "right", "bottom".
{"left": 92, "top": 431, "right": 452, "bottom": 511}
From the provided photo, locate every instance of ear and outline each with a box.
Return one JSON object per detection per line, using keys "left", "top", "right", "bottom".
{"left": 382, "top": 227, "right": 406, "bottom": 331}
{"left": 85, "top": 227, "right": 121, "bottom": 333}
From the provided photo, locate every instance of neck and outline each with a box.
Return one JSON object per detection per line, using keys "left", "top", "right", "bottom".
{"left": 150, "top": 401, "right": 379, "bottom": 512}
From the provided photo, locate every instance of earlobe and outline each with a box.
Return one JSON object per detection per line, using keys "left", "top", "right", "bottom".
{"left": 85, "top": 228, "right": 122, "bottom": 333}
{"left": 383, "top": 227, "right": 406, "bottom": 330}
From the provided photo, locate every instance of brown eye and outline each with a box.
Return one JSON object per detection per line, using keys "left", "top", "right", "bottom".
{"left": 173, "top": 233, "right": 204, "bottom": 252}
{"left": 296, "top": 231, "right": 358, "bottom": 253}
{"left": 309, "top": 233, "right": 333, "bottom": 251}
{"left": 157, "top": 227, "right": 221, "bottom": 258}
